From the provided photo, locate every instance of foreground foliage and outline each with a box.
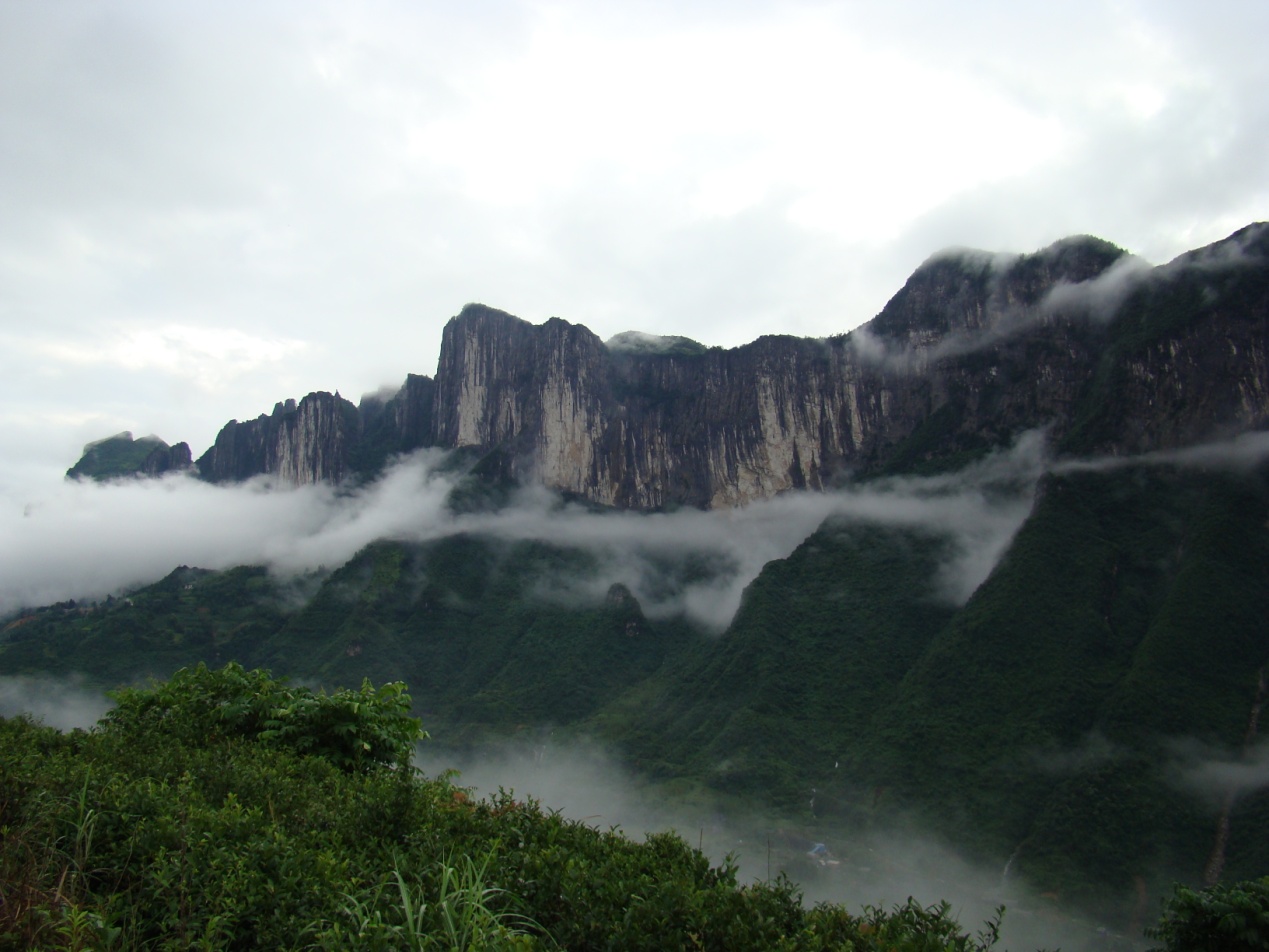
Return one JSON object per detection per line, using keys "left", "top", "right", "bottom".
{"left": 1147, "top": 878, "right": 1269, "bottom": 952}
{"left": 0, "top": 664, "right": 1010, "bottom": 951}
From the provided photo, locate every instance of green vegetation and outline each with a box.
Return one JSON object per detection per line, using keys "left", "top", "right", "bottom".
{"left": 0, "top": 664, "right": 1012, "bottom": 950}
{"left": 104, "top": 662, "right": 424, "bottom": 772}
{"left": 1146, "top": 878, "right": 1269, "bottom": 951}
{"left": 65, "top": 433, "right": 170, "bottom": 481}
{"left": 1061, "top": 228, "right": 1269, "bottom": 456}
{"left": 6, "top": 464, "right": 1269, "bottom": 926}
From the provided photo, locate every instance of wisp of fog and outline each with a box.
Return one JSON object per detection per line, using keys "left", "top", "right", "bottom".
{"left": 6, "top": 429, "right": 1269, "bottom": 628}
{"left": 416, "top": 732, "right": 1111, "bottom": 952}
{"left": 1, "top": 436, "right": 1050, "bottom": 625}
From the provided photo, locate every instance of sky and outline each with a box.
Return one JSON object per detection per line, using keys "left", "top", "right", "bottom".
{"left": 1, "top": 0, "right": 1268, "bottom": 491}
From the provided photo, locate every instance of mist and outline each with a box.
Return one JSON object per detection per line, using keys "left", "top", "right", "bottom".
{"left": 416, "top": 734, "right": 1128, "bottom": 952}
{"left": 2, "top": 435, "right": 1049, "bottom": 628}
{"left": 0, "top": 673, "right": 111, "bottom": 730}
{"left": 9, "top": 428, "right": 1255, "bottom": 950}
{"left": 8, "top": 422, "right": 1268, "bottom": 640}
{"left": 849, "top": 228, "right": 1262, "bottom": 371}
{"left": 1039, "top": 253, "right": 1154, "bottom": 321}
{"left": 1053, "top": 429, "right": 1269, "bottom": 475}
{"left": 1170, "top": 738, "right": 1269, "bottom": 810}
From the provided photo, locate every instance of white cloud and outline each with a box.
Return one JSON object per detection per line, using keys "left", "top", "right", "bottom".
{"left": 9, "top": 427, "right": 1269, "bottom": 627}
{"left": 22, "top": 325, "right": 308, "bottom": 392}
{"left": 0, "top": 674, "right": 111, "bottom": 731}
{"left": 0, "top": 437, "right": 1046, "bottom": 628}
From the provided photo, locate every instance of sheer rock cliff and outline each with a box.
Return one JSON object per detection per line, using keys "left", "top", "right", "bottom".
{"left": 189, "top": 224, "right": 1269, "bottom": 507}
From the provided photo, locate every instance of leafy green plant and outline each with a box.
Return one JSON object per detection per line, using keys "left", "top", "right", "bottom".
{"left": 313, "top": 852, "right": 543, "bottom": 951}
{"left": 1147, "top": 878, "right": 1269, "bottom": 952}
{"left": 102, "top": 662, "right": 425, "bottom": 771}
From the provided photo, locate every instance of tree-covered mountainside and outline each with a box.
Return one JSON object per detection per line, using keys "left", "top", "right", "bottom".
{"left": 65, "top": 432, "right": 192, "bottom": 481}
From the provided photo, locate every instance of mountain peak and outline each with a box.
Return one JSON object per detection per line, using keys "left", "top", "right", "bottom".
{"left": 67, "top": 432, "right": 192, "bottom": 481}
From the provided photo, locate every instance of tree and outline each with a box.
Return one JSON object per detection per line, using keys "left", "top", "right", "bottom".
{"left": 1147, "top": 878, "right": 1269, "bottom": 952}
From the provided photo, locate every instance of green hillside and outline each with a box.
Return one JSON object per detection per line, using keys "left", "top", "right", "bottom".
{"left": 65, "top": 433, "right": 170, "bottom": 481}
{"left": 3, "top": 664, "right": 1020, "bottom": 951}
{"left": 7, "top": 460, "right": 1268, "bottom": 927}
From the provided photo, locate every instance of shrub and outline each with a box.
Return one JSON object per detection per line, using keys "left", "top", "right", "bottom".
{"left": 101, "top": 662, "right": 425, "bottom": 771}
{"left": 1147, "top": 878, "right": 1269, "bottom": 952}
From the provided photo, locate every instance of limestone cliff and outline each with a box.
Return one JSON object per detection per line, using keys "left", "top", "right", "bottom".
{"left": 197, "top": 392, "right": 360, "bottom": 485}
{"left": 196, "top": 376, "right": 439, "bottom": 486}
{"left": 427, "top": 225, "right": 1269, "bottom": 507}
{"left": 187, "top": 223, "right": 1269, "bottom": 504}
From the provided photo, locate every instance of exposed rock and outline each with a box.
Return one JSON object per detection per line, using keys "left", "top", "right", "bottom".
{"left": 391, "top": 373, "right": 436, "bottom": 453}
{"left": 425, "top": 227, "right": 1269, "bottom": 506}
{"left": 196, "top": 392, "right": 360, "bottom": 485}
{"left": 142, "top": 441, "right": 193, "bottom": 476}
{"left": 182, "top": 224, "right": 1269, "bottom": 504}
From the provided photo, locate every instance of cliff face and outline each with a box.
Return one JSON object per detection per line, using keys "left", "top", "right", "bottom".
{"left": 1060, "top": 222, "right": 1269, "bottom": 455}
{"left": 423, "top": 226, "right": 1269, "bottom": 506}
{"left": 197, "top": 374, "right": 440, "bottom": 486}
{"left": 433, "top": 310, "right": 611, "bottom": 495}
{"left": 190, "top": 224, "right": 1269, "bottom": 504}
{"left": 197, "top": 392, "right": 360, "bottom": 485}
{"left": 142, "top": 441, "right": 193, "bottom": 477}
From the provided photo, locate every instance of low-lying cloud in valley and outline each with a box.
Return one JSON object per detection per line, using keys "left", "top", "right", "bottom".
{"left": 1, "top": 435, "right": 1050, "bottom": 628}
{"left": 6, "top": 427, "right": 1269, "bottom": 629}
{"left": 417, "top": 734, "right": 1112, "bottom": 952}
{"left": 0, "top": 673, "right": 111, "bottom": 730}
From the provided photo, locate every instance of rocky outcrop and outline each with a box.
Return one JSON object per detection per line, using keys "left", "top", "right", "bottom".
{"left": 426, "top": 226, "right": 1269, "bottom": 507}
{"left": 1060, "top": 222, "right": 1269, "bottom": 455}
{"left": 183, "top": 224, "right": 1269, "bottom": 504}
{"left": 67, "top": 432, "right": 192, "bottom": 481}
{"left": 197, "top": 376, "right": 441, "bottom": 486}
{"left": 142, "top": 440, "right": 193, "bottom": 476}
{"left": 197, "top": 392, "right": 360, "bottom": 485}
{"left": 391, "top": 374, "right": 436, "bottom": 453}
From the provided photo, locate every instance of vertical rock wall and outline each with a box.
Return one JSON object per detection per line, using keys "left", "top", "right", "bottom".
{"left": 197, "top": 392, "right": 359, "bottom": 485}
{"left": 192, "top": 224, "right": 1269, "bottom": 506}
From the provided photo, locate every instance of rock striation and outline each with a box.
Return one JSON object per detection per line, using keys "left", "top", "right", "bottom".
{"left": 196, "top": 392, "right": 360, "bottom": 485}
{"left": 425, "top": 224, "right": 1269, "bottom": 506}
{"left": 186, "top": 224, "right": 1269, "bottom": 506}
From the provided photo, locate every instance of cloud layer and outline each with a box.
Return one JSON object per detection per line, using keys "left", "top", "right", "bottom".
{"left": 9, "top": 426, "right": 1269, "bottom": 627}
{"left": 0, "top": 436, "right": 1046, "bottom": 628}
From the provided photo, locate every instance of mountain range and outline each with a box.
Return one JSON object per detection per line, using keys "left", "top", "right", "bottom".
{"left": 70, "top": 223, "right": 1269, "bottom": 504}
{"left": 19, "top": 223, "right": 1269, "bottom": 929}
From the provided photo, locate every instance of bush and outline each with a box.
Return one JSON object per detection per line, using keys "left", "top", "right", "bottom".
{"left": 101, "top": 661, "right": 425, "bottom": 771}
{"left": 1147, "top": 878, "right": 1269, "bottom": 952}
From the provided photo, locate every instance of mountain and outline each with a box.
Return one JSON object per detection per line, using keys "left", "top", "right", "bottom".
{"left": 172, "top": 223, "right": 1268, "bottom": 509}
{"left": 66, "top": 431, "right": 193, "bottom": 481}
{"left": 22, "top": 223, "right": 1269, "bottom": 931}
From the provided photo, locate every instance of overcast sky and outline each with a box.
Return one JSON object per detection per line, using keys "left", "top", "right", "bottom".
{"left": 2, "top": 0, "right": 1267, "bottom": 489}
